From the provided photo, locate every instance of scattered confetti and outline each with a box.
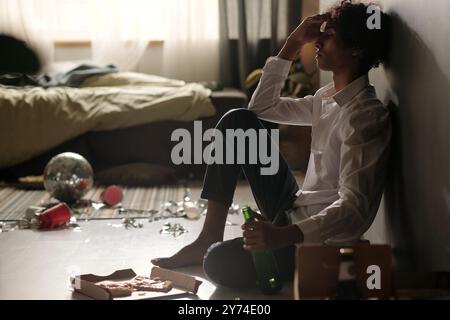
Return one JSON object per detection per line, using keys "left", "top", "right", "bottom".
{"left": 159, "top": 222, "right": 188, "bottom": 238}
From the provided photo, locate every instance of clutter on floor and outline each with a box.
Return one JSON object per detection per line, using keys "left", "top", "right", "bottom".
{"left": 0, "top": 152, "right": 247, "bottom": 234}
{"left": 72, "top": 267, "right": 202, "bottom": 300}
{"left": 0, "top": 152, "right": 262, "bottom": 300}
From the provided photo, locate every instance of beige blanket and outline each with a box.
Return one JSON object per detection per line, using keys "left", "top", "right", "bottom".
{"left": 0, "top": 72, "right": 215, "bottom": 168}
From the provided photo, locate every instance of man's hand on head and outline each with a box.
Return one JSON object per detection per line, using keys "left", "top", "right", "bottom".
{"left": 278, "top": 13, "right": 330, "bottom": 61}
{"left": 289, "top": 14, "right": 330, "bottom": 45}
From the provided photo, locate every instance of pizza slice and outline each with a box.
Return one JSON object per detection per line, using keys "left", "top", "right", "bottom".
{"left": 130, "top": 276, "right": 173, "bottom": 293}
{"left": 97, "top": 276, "right": 173, "bottom": 298}
{"left": 97, "top": 280, "right": 134, "bottom": 297}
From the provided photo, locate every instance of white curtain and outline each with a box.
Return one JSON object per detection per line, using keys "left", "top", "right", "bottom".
{"left": 162, "top": 0, "right": 220, "bottom": 82}
{"left": 90, "top": 0, "right": 149, "bottom": 71}
{"left": 0, "top": 0, "right": 220, "bottom": 80}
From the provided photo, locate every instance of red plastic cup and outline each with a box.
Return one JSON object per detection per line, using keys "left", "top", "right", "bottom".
{"left": 38, "top": 203, "right": 71, "bottom": 229}
{"left": 101, "top": 185, "right": 123, "bottom": 207}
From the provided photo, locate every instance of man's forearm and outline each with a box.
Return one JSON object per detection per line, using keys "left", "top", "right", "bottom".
{"left": 277, "top": 224, "right": 304, "bottom": 247}
{"left": 277, "top": 39, "right": 304, "bottom": 61}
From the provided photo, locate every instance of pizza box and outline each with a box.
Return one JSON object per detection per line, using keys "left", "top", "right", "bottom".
{"left": 71, "top": 267, "right": 203, "bottom": 300}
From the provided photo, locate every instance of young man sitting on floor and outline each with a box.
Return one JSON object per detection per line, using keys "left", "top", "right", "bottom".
{"left": 152, "top": 0, "right": 392, "bottom": 289}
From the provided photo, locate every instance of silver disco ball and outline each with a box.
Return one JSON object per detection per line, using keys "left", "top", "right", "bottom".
{"left": 43, "top": 152, "right": 94, "bottom": 204}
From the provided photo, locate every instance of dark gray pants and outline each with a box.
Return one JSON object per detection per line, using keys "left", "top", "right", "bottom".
{"left": 200, "top": 109, "right": 299, "bottom": 289}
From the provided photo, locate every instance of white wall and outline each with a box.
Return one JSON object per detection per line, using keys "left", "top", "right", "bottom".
{"left": 320, "top": 0, "right": 450, "bottom": 271}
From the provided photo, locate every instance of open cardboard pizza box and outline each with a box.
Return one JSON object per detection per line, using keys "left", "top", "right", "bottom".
{"left": 72, "top": 267, "right": 202, "bottom": 300}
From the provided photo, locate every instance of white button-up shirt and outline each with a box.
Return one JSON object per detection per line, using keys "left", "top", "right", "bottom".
{"left": 248, "top": 57, "right": 392, "bottom": 245}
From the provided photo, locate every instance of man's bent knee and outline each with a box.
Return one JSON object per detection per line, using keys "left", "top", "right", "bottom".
{"left": 216, "top": 108, "right": 259, "bottom": 130}
{"left": 203, "top": 240, "right": 256, "bottom": 289}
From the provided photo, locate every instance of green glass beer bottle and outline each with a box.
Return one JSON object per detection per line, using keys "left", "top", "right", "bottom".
{"left": 242, "top": 206, "right": 283, "bottom": 294}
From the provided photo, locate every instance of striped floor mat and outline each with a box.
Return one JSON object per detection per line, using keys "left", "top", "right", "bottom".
{"left": 0, "top": 186, "right": 184, "bottom": 221}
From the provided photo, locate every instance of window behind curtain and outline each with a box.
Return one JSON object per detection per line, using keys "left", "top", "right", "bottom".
{"left": 26, "top": 0, "right": 218, "bottom": 41}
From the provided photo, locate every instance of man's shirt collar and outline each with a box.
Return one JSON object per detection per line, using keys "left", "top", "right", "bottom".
{"left": 332, "top": 74, "right": 370, "bottom": 107}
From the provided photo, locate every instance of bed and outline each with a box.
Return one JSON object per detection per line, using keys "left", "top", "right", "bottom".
{"left": 0, "top": 71, "right": 248, "bottom": 184}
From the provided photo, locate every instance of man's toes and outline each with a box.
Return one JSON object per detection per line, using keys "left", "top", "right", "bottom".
{"left": 151, "top": 258, "right": 166, "bottom": 267}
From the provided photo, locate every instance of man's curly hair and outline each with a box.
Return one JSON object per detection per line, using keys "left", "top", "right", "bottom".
{"left": 326, "top": 0, "right": 391, "bottom": 73}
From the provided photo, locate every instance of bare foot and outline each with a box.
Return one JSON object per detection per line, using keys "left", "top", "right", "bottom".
{"left": 151, "top": 239, "right": 218, "bottom": 269}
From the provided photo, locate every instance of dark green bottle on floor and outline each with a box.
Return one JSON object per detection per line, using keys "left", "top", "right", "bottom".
{"left": 242, "top": 206, "right": 283, "bottom": 295}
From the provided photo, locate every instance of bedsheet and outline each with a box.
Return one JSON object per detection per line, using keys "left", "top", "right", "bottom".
{"left": 0, "top": 72, "right": 215, "bottom": 168}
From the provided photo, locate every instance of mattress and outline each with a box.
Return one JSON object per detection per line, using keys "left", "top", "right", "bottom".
{"left": 0, "top": 88, "right": 248, "bottom": 180}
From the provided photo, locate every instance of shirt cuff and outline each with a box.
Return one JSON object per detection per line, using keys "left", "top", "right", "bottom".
{"left": 294, "top": 218, "right": 323, "bottom": 245}
{"left": 263, "top": 56, "right": 292, "bottom": 77}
